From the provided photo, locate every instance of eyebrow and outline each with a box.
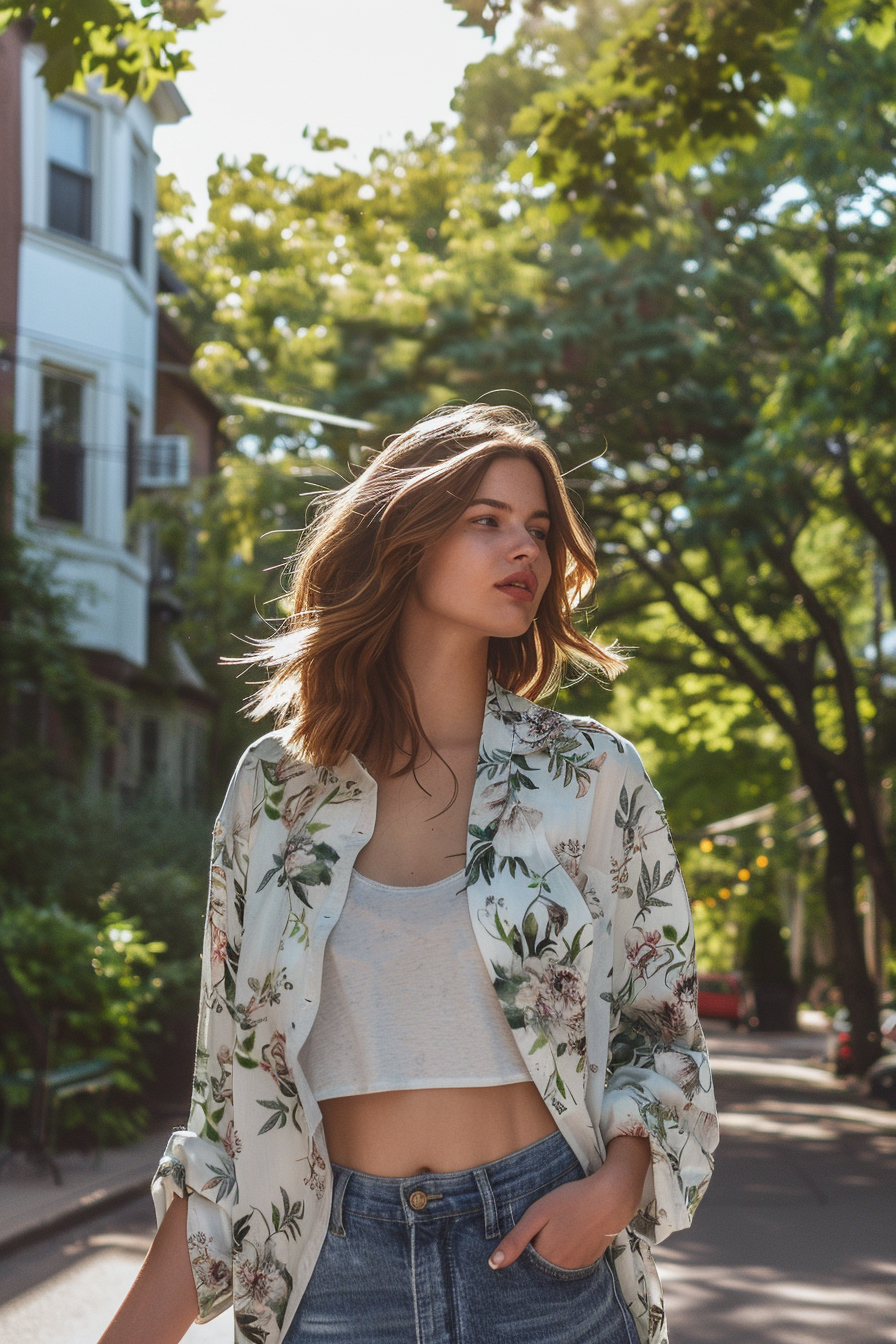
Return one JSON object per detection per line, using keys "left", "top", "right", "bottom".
{"left": 468, "top": 497, "right": 551, "bottom": 521}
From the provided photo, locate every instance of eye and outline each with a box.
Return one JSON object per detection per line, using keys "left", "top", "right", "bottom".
{"left": 470, "top": 514, "right": 499, "bottom": 528}
{"left": 530, "top": 525, "right": 548, "bottom": 542}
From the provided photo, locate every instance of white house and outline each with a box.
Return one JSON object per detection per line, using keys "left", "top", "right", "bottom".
{"left": 6, "top": 39, "right": 188, "bottom": 671}
{"left": 0, "top": 24, "right": 222, "bottom": 805}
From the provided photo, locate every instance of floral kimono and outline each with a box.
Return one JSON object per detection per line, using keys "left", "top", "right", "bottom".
{"left": 152, "top": 677, "right": 718, "bottom": 1344}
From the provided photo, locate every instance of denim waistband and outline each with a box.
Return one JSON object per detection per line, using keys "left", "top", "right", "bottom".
{"left": 329, "top": 1128, "right": 581, "bottom": 1232}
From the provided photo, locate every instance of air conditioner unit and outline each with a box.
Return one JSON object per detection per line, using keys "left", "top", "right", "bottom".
{"left": 138, "top": 435, "right": 190, "bottom": 488}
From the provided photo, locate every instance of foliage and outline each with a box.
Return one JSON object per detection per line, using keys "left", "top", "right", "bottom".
{"left": 148, "top": 1, "right": 896, "bottom": 1067}
{"left": 0, "top": 894, "right": 165, "bottom": 1144}
{"left": 3, "top": 782, "right": 214, "bottom": 1104}
{"left": 0, "top": 1, "right": 220, "bottom": 101}
{"left": 0, "top": 435, "right": 100, "bottom": 903}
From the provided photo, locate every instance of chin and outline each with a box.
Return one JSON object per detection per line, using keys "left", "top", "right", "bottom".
{"left": 488, "top": 618, "right": 535, "bottom": 640}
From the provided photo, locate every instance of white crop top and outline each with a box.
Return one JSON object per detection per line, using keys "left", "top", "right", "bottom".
{"left": 298, "top": 867, "right": 532, "bottom": 1101}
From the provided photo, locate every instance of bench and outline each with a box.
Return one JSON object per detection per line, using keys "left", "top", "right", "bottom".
{"left": 0, "top": 1058, "right": 115, "bottom": 1184}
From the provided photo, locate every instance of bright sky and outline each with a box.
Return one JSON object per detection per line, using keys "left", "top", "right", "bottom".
{"left": 154, "top": 0, "right": 513, "bottom": 224}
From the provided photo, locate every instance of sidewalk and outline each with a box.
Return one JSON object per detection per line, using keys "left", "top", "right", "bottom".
{"left": 0, "top": 1125, "right": 168, "bottom": 1256}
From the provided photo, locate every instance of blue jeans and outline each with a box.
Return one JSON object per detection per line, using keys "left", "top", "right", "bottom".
{"left": 284, "top": 1128, "right": 640, "bottom": 1343}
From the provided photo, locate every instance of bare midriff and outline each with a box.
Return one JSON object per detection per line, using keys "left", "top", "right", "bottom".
{"left": 330, "top": 722, "right": 561, "bottom": 1177}
{"left": 319, "top": 1082, "right": 559, "bottom": 1176}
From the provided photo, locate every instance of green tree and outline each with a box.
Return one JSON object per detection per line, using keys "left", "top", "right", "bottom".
{"left": 478, "top": 1, "right": 896, "bottom": 1068}
{"left": 153, "top": 4, "right": 894, "bottom": 1063}
{"left": 0, "top": 0, "right": 220, "bottom": 101}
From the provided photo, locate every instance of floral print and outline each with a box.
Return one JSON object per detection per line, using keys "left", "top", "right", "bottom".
{"left": 151, "top": 678, "right": 717, "bottom": 1344}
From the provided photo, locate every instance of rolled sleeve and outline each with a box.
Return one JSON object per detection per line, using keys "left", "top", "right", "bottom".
{"left": 150, "top": 750, "right": 259, "bottom": 1322}
{"left": 600, "top": 748, "right": 719, "bottom": 1245}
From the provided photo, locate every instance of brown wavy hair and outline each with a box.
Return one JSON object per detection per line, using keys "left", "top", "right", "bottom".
{"left": 240, "top": 404, "right": 628, "bottom": 771}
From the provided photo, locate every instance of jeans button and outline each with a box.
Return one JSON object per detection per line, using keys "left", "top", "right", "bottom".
{"left": 408, "top": 1189, "right": 428, "bottom": 1210}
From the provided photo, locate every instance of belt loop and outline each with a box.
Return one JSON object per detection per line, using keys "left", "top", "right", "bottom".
{"left": 474, "top": 1166, "right": 500, "bottom": 1240}
{"left": 328, "top": 1166, "right": 352, "bottom": 1238}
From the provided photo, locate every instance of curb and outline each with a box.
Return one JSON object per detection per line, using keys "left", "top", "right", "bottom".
{"left": 0, "top": 1170, "right": 153, "bottom": 1258}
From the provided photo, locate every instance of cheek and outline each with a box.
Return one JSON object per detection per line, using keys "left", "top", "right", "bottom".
{"left": 413, "top": 533, "right": 476, "bottom": 607}
{"left": 418, "top": 529, "right": 490, "bottom": 588}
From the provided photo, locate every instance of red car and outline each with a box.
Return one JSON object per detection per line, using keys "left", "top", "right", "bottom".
{"left": 698, "top": 972, "right": 746, "bottom": 1028}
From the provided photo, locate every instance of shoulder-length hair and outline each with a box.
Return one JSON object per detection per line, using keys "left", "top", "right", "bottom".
{"left": 240, "top": 404, "right": 627, "bottom": 771}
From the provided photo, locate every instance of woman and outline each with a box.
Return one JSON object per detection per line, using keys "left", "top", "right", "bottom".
{"left": 99, "top": 404, "right": 717, "bottom": 1344}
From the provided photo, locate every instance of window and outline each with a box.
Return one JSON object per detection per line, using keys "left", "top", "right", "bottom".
{"left": 137, "top": 434, "right": 191, "bottom": 488}
{"left": 47, "top": 102, "right": 92, "bottom": 242}
{"left": 130, "top": 140, "right": 147, "bottom": 273}
{"left": 39, "top": 371, "right": 85, "bottom": 525}
{"left": 125, "top": 407, "right": 141, "bottom": 509}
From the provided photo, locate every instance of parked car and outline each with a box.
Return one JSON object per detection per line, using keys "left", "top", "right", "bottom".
{"left": 698, "top": 972, "right": 748, "bottom": 1028}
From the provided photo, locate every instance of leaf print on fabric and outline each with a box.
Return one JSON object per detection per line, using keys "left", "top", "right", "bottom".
{"left": 154, "top": 1154, "right": 185, "bottom": 1195}
{"left": 201, "top": 1157, "right": 237, "bottom": 1202}
{"left": 232, "top": 969, "right": 289, "bottom": 1033}
{"left": 519, "top": 707, "right": 608, "bottom": 796}
{"left": 222, "top": 1120, "right": 242, "bottom": 1158}
{"left": 258, "top": 828, "right": 338, "bottom": 909}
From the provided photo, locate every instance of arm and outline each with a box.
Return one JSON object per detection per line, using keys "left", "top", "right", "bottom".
{"left": 98, "top": 752, "right": 259, "bottom": 1340}
{"left": 489, "top": 744, "right": 718, "bottom": 1270}
{"left": 153, "top": 754, "right": 259, "bottom": 1317}
{"left": 597, "top": 749, "right": 719, "bottom": 1242}
{"left": 97, "top": 1195, "right": 197, "bottom": 1344}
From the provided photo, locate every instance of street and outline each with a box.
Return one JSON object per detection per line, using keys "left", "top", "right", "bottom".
{"left": 656, "top": 1027, "right": 896, "bottom": 1344}
{"left": 0, "top": 1027, "right": 892, "bottom": 1344}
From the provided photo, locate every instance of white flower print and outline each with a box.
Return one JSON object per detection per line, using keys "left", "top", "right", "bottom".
{"left": 493, "top": 802, "right": 543, "bottom": 857}
{"left": 653, "top": 1049, "right": 700, "bottom": 1098}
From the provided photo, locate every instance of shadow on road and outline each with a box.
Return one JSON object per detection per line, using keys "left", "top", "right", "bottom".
{"left": 656, "top": 1027, "right": 896, "bottom": 1344}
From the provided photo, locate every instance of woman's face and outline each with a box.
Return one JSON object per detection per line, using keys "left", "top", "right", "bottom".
{"left": 409, "top": 456, "right": 553, "bottom": 641}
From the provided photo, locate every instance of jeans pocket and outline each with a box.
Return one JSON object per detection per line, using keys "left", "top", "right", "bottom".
{"left": 509, "top": 1161, "right": 606, "bottom": 1282}
{"left": 522, "top": 1241, "right": 606, "bottom": 1282}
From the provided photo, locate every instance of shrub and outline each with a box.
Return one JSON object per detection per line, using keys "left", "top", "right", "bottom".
{"left": 0, "top": 893, "right": 165, "bottom": 1146}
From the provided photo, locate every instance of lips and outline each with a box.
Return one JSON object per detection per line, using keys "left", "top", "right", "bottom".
{"left": 495, "top": 570, "right": 537, "bottom": 602}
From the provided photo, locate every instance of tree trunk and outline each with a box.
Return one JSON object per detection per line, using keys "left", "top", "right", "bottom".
{"left": 798, "top": 752, "right": 882, "bottom": 1074}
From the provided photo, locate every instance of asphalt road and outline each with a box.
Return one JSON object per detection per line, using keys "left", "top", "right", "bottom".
{"left": 0, "top": 1027, "right": 892, "bottom": 1344}
{"left": 654, "top": 1027, "right": 896, "bottom": 1344}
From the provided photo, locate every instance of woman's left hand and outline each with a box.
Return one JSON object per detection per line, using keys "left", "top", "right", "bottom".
{"left": 487, "top": 1136, "right": 651, "bottom": 1271}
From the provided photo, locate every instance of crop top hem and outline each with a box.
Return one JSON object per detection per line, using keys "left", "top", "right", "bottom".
{"left": 310, "top": 1071, "right": 533, "bottom": 1103}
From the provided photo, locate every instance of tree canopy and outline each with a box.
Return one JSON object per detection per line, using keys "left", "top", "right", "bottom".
{"left": 0, "top": 1, "right": 220, "bottom": 100}
{"left": 149, "top": 0, "right": 895, "bottom": 1067}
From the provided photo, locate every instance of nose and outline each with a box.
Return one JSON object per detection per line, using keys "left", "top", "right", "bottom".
{"left": 507, "top": 524, "right": 539, "bottom": 563}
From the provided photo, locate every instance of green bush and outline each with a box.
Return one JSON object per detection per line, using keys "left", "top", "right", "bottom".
{"left": 0, "top": 786, "right": 213, "bottom": 1115}
{"left": 0, "top": 893, "right": 165, "bottom": 1146}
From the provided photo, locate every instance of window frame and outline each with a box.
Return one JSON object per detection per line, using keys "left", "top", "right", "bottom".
{"left": 38, "top": 365, "right": 90, "bottom": 528}
{"left": 129, "top": 136, "right": 150, "bottom": 275}
{"left": 46, "top": 99, "right": 95, "bottom": 244}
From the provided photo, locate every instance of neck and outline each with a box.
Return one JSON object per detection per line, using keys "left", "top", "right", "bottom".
{"left": 394, "top": 599, "right": 490, "bottom": 755}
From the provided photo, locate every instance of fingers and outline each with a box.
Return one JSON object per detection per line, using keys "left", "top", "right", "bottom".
{"left": 488, "top": 1209, "right": 546, "bottom": 1269}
